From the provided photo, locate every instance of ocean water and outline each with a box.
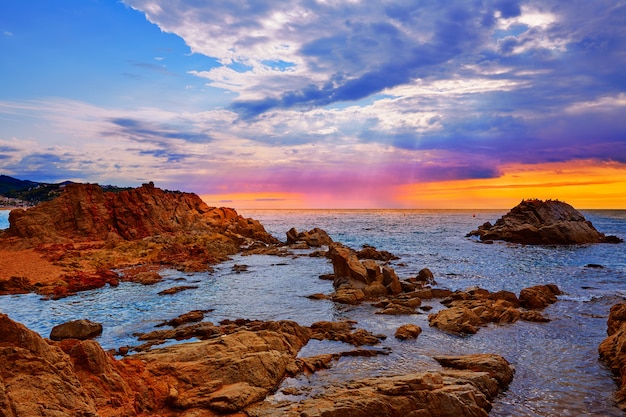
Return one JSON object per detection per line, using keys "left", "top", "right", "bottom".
{"left": 1, "top": 209, "right": 625, "bottom": 416}
{"left": 0, "top": 210, "right": 9, "bottom": 229}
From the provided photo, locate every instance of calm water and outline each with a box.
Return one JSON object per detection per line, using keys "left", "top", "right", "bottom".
{"left": 0, "top": 210, "right": 9, "bottom": 229}
{"left": 1, "top": 209, "right": 625, "bottom": 416}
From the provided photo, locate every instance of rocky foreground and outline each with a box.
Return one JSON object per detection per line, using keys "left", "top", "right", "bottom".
{"left": 0, "top": 313, "right": 515, "bottom": 417}
{"left": 467, "top": 199, "right": 622, "bottom": 245}
{"left": 1, "top": 186, "right": 624, "bottom": 415}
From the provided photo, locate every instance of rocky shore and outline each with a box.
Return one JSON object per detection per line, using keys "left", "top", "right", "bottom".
{"left": 0, "top": 185, "right": 624, "bottom": 415}
{"left": 0, "top": 182, "right": 279, "bottom": 298}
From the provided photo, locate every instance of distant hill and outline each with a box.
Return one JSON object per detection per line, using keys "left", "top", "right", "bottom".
{"left": 0, "top": 175, "right": 133, "bottom": 205}
{"left": 0, "top": 175, "right": 40, "bottom": 195}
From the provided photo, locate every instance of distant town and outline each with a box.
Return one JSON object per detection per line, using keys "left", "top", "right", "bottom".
{"left": 0, "top": 195, "right": 34, "bottom": 209}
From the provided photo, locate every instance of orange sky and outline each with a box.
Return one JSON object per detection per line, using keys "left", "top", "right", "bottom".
{"left": 201, "top": 160, "right": 626, "bottom": 210}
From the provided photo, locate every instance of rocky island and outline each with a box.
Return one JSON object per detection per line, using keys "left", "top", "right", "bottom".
{"left": 467, "top": 199, "right": 623, "bottom": 245}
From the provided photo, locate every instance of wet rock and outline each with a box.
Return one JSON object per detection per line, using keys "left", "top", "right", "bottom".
{"left": 310, "top": 321, "right": 384, "bottom": 346}
{"left": 134, "top": 271, "right": 163, "bottom": 285}
{"left": 50, "top": 319, "right": 103, "bottom": 341}
{"left": 329, "top": 243, "right": 368, "bottom": 289}
{"left": 155, "top": 310, "right": 212, "bottom": 328}
{"left": 467, "top": 199, "right": 623, "bottom": 244}
{"left": 331, "top": 288, "right": 365, "bottom": 305}
{"left": 599, "top": 303, "right": 626, "bottom": 410}
{"left": 286, "top": 227, "right": 333, "bottom": 247}
{"left": 232, "top": 264, "right": 249, "bottom": 273}
{"left": 356, "top": 245, "right": 399, "bottom": 261}
{"left": 1, "top": 313, "right": 314, "bottom": 416}
{"left": 395, "top": 324, "right": 422, "bottom": 340}
{"left": 247, "top": 354, "right": 514, "bottom": 417}
{"left": 157, "top": 285, "right": 199, "bottom": 295}
{"left": 433, "top": 353, "right": 515, "bottom": 388}
{"left": 376, "top": 303, "right": 418, "bottom": 315}
{"left": 382, "top": 266, "right": 403, "bottom": 295}
{"left": 330, "top": 243, "right": 405, "bottom": 301}
{"left": 429, "top": 286, "right": 555, "bottom": 335}
{"left": 416, "top": 267, "right": 436, "bottom": 284}
{"left": 429, "top": 306, "right": 483, "bottom": 335}
{"left": 519, "top": 284, "right": 561, "bottom": 309}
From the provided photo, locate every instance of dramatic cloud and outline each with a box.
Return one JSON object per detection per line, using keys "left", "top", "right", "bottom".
{"left": 1, "top": 0, "right": 625, "bottom": 207}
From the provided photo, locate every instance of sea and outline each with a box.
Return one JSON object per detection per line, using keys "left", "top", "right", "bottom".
{"left": 1, "top": 208, "right": 626, "bottom": 416}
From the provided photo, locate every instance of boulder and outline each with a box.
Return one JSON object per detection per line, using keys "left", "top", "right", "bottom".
{"left": 467, "top": 199, "right": 623, "bottom": 244}
{"left": 599, "top": 303, "right": 626, "bottom": 410}
{"left": 134, "top": 271, "right": 163, "bottom": 285}
{"left": 309, "top": 321, "right": 383, "bottom": 346}
{"left": 286, "top": 227, "right": 332, "bottom": 246}
{"left": 356, "top": 245, "right": 399, "bottom": 261}
{"left": 1, "top": 314, "right": 313, "bottom": 416}
{"left": 519, "top": 284, "right": 562, "bottom": 309}
{"left": 428, "top": 286, "right": 555, "bottom": 335}
{"left": 329, "top": 244, "right": 369, "bottom": 289}
{"left": 50, "top": 319, "right": 103, "bottom": 341}
{"left": 395, "top": 324, "right": 422, "bottom": 340}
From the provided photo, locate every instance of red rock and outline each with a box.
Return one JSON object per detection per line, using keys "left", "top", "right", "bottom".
{"left": 519, "top": 284, "right": 561, "bottom": 309}
{"left": 395, "top": 324, "right": 422, "bottom": 340}
{"left": 467, "top": 199, "right": 623, "bottom": 244}
{"left": 3, "top": 182, "right": 277, "bottom": 245}
{"left": 599, "top": 303, "right": 626, "bottom": 410}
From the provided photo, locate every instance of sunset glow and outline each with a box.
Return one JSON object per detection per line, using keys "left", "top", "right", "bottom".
{"left": 1, "top": 1, "right": 625, "bottom": 209}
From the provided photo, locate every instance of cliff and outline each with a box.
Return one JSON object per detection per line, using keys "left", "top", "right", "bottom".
{"left": 0, "top": 182, "right": 279, "bottom": 297}
{"left": 2, "top": 182, "right": 276, "bottom": 244}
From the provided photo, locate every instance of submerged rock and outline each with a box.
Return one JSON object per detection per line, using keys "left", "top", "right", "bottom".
{"left": 467, "top": 199, "right": 623, "bottom": 245}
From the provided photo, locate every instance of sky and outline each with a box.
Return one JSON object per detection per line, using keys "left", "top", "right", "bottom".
{"left": 0, "top": 0, "right": 625, "bottom": 209}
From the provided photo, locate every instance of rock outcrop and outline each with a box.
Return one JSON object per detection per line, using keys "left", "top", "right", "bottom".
{"left": 467, "top": 199, "right": 622, "bottom": 245}
{"left": 428, "top": 285, "right": 558, "bottom": 335}
{"left": 286, "top": 227, "right": 333, "bottom": 247}
{"left": 0, "top": 182, "right": 280, "bottom": 297}
{"left": 2, "top": 182, "right": 277, "bottom": 245}
{"left": 329, "top": 243, "right": 403, "bottom": 297}
{"left": 247, "top": 353, "right": 514, "bottom": 417}
{"left": 599, "top": 303, "right": 626, "bottom": 410}
{"left": 0, "top": 313, "right": 311, "bottom": 416}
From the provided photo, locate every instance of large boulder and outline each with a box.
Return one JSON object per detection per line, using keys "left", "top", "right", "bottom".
{"left": 599, "top": 303, "right": 626, "bottom": 410}
{"left": 329, "top": 244, "right": 369, "bottom": 289}
{"left": 467, "top": 199, "right": 622, "bottom": 245}
{"left": 50, "top": 319, "right": 103, "bottom": 341}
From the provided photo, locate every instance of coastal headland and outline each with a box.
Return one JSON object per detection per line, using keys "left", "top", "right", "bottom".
{"left": 0, "top": 184, "right": 624, "bottom": 416}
